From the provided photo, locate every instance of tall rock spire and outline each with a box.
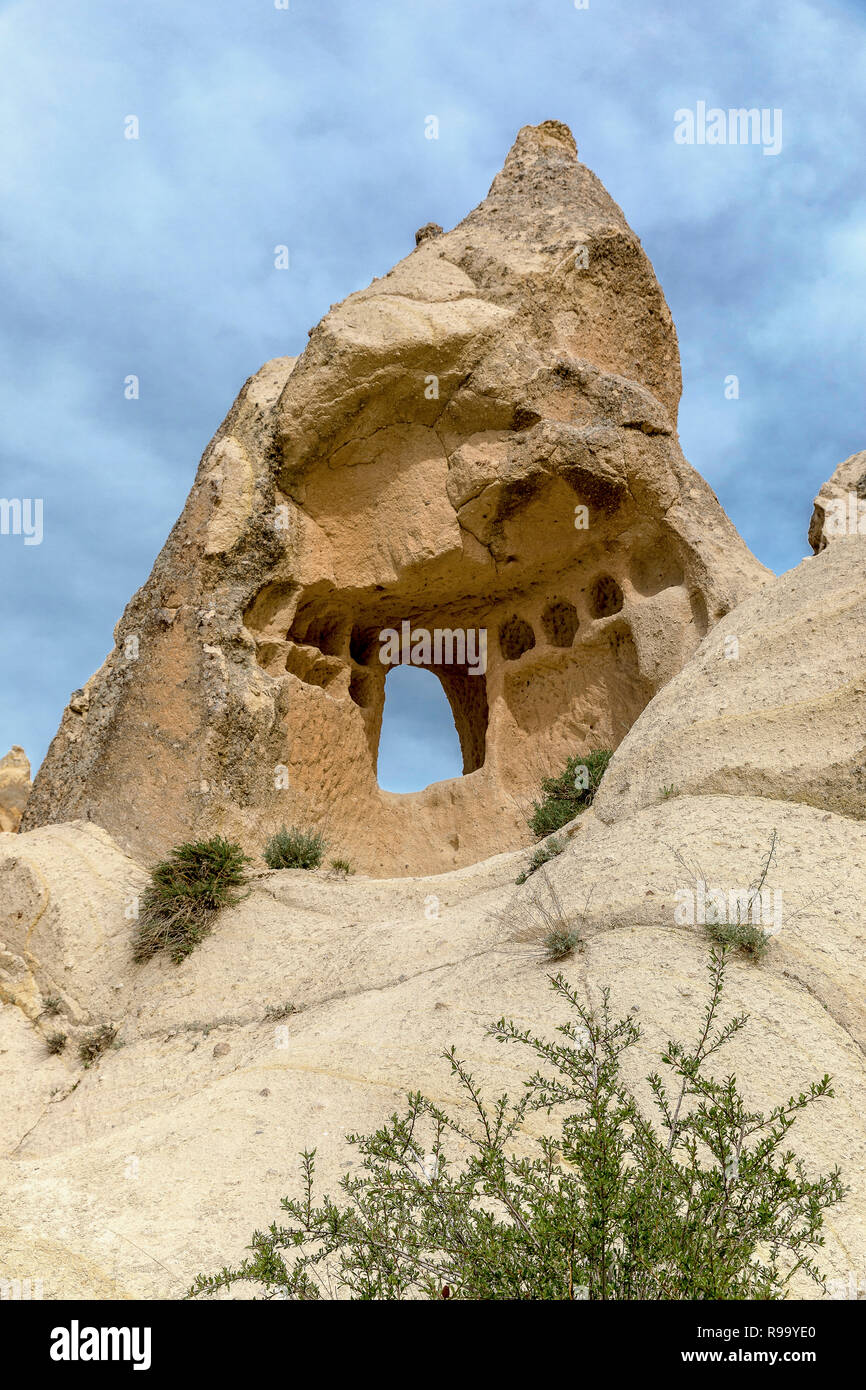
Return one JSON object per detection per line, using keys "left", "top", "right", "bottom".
{"left": 24, "top": 123, "right": 770, "bottom": 874}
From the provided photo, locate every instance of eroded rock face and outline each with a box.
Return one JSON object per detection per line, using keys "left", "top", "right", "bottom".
{"left": 593, "top": 537, "right": 866, "bottom": 826}
{"left": 2, "top": 802, "right": 866, "bottom": 1297}
{"left": 23, "top": 121, "right": 769, "bottom": 874}
{"left": 0, "top": 746, "right": 31, "bottom": 833}
{"left": 809, "top": 449, "right": 866, "bottom": 552}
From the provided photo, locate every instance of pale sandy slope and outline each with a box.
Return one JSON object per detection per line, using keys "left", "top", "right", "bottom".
{"left": 1, "top": 790, "right": 864, "bottom": 1299}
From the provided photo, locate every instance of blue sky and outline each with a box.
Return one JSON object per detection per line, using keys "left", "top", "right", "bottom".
{"left": 1, "top": 0, "right": 864, "bottom": 791}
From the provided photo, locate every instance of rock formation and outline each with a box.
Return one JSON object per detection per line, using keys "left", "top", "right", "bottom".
{"left": 1, "top": 141, "right": 864, "bottom": 1299}
{"left": 2, "top": 794, "right": 865, "bottom": 1298}
{"left": 0, "top": 746, "right": 31, "bottom": 833}
{"left": 593, "top": 535, "right": 866, "bottom": 826}
{"left": 809, "top": 448, "right": 866, "bottom": 552}
{"left": 22, "top": 121, "right": 770, "bottom": 876}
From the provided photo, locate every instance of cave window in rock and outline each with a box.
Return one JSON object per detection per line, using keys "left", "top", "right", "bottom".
{"left": 499, "top": 615, "right": 535, "bottom": 661}
{"left": 377, "top": 666, "right": 465, "bottom": 792}
{"left": 588, "top": 574, "right": 624, "bottom": 619}
{"left": 541, "top": 598, "right": 579, "bottom": 647}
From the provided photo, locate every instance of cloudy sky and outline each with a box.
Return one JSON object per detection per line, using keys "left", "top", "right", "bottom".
{"left": 1, "top": 0, "right": 864, "bottom": 792}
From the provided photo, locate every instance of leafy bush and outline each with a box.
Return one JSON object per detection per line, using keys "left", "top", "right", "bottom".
{"left": 529, "top": 749, "right": 612, "bottom": 838}
{"left": 706, "top": 920, "right": 769, "bottom": 961}
{"left": 189, "top": 950, "right": 844, "bottom": 1301}
{"left": 515, "top": 836, "right": 564, "bottom": 885}
{"left": 78, "top": 1024, "right": 117, "bottom": 1068}
{"left": 264, "top": 826, "right": 326, "bottom": 871}
{"left": 133, "top": 837, "right": 250, "bottom": 965}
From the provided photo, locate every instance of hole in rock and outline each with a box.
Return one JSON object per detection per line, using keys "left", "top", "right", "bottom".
{"left": 541, "top": 598, "right": 579, "bottom": 647}
{"left": 630, "top": 539, "right": 684, "bottom": 597}
{"left": 588, "top": 574, "right": 624, "bottom": 618}
{"left": 377, "top": 666, "right": 464, "bottom": 792}
{"left": 499, "top": 615, "right": 536, "bottom": 661}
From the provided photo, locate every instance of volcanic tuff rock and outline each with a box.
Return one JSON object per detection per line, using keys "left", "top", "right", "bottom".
{"left": 593, "top": 534, "right": 866, "bottom": 827}
{"left": 0, "top": 746, "right": 31, "bottom": 833}
{"left": 2, "top": 795, "right": 865, "bottom": 1299}
{"left": 809, "top": 448, "right": 866, "bottom": 552}
{"left": 22, "top": 121, "right": 770, "bottom": 875}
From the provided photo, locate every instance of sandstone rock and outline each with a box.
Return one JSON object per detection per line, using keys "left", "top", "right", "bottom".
{"left": 593, "top": 538, "right": 866, "bottom": 827}
{"left": 1, "top": 799, "right": 865, "bottom": 1298}
{"left": 0, "top": 746, "right": 31, "bottom": 833}
{"left": 22, "top": 122, "right": 769, "bottom": 876}
{"left": 809, "top": 449, "right": 866, "bottom": 552}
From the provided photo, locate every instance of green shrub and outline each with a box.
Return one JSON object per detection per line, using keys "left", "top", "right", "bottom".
{"left": 515, "top": 835, "right": 564, "bottom": 885}
{"left": 78, "top": 1024, "right": 117, "bottom": 1068}
{"left": 528, "top": 749, "right": 612, "bottom": 838}
{"left": 329, "top": 858, "right": 354, "bottom": 877}
{"left": 264, "top": 826, "right": 326, "bottom": 871}
{"left": 542, "top": 926, "right": 581, "bottom": 961}
{"left": 134, "top": 837, "right": 250, "bottom": 965}
{"left": 42, "top": 995, "right": 62, "bottom": 1016}
{"left": 706, "top": 920, "right": 769, "bottom": 961}
{"left": 46, "top": 1031, "right": 67, "bottom": 1055}
{"left": 189, "top": 949, "right": 844, "bottom": 1301}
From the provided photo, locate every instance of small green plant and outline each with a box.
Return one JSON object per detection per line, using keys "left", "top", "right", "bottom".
{"left": 543, "top": 925, "right": 582, "bottom": 961}
{"left": 329, "top": 857, "right": 354, "bottom": 877}
{"left": 42, "top": 995, "right": 63, "bottom": 1016}
{"left": 264, "top": 826, "right": 327, "bottom": 871}
{"left": 265, "top": 1002, "right": 298, "bottom": 1021}
{"left": 134, "top": 837, "right": 250, "bottom": 965}
{"left": 528, "top": 749, "right": 612, "bottom": 838}
{"left": 515, "top": 835, "right": 564, "bottom": 885}
{"left": 189, "top": 949, "right": 844, "bottom": 1301}
{"left": 78, "top": 1024, "right": 117, "bottom": 1068}
{"left": 660, "top": 783, "right": 678, "bottom": 800}
{"left": 706, "top": 920, "right": 769, "bottom": 961}
{"left": 46, "top": 1031, "right": 67, "bottom": 1055}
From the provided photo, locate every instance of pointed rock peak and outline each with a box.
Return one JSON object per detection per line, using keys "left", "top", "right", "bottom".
{"left": 503, "top": 119, "right": 578, "bottom": 170}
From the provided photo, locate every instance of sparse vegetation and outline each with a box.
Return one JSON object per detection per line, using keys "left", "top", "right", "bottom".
{"left": 660, "top": 783, "right": 678, "bottom": 800}
{"left": 706, "top": 920, "right": 769, "bottom": 961}
{"left": 190, "top": 949, "right": 844, "bottom": 1301}
{"left": 133, "top": 837, "right": 250, "bottom": 965}
{"left": 78, "top": 1024, "right": 117, "bottom": 1068}
{"left": 542, "top": 925, "right": 582, "bottom": 961}
{"left": 515, "top": 835, "right": 564, "bottom": 885}
{"left": 46, "top": 1031, "right": 67, "bottom": 1055}
{"left": 528, "top": 748, "right": 612, "bottom": 838}
{"left": 42, "top": 995, "right": 63, "bottom": 1015}
{"left": 521, "top": 873, "right": 585, "bottom": 960}
{"left": 329, "top": 858, "right": 354, "bottom": 877}
{"left": 264, "top": 826, "right": 327, "bottom": 871}
{"left": 265, "top": 1002, "right": 298, "bottom": 1021}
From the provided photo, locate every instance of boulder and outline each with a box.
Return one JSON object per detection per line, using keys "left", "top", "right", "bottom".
{"left": 809, "top": 449, "right": 866, "bottom": 552}
{"left": 0, "top": 746, "right": 31, "bottom": 833}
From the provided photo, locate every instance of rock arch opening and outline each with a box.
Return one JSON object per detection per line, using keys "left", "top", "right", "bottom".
{"left": 377, "top": 666, "right": 465, "bottom": 792}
